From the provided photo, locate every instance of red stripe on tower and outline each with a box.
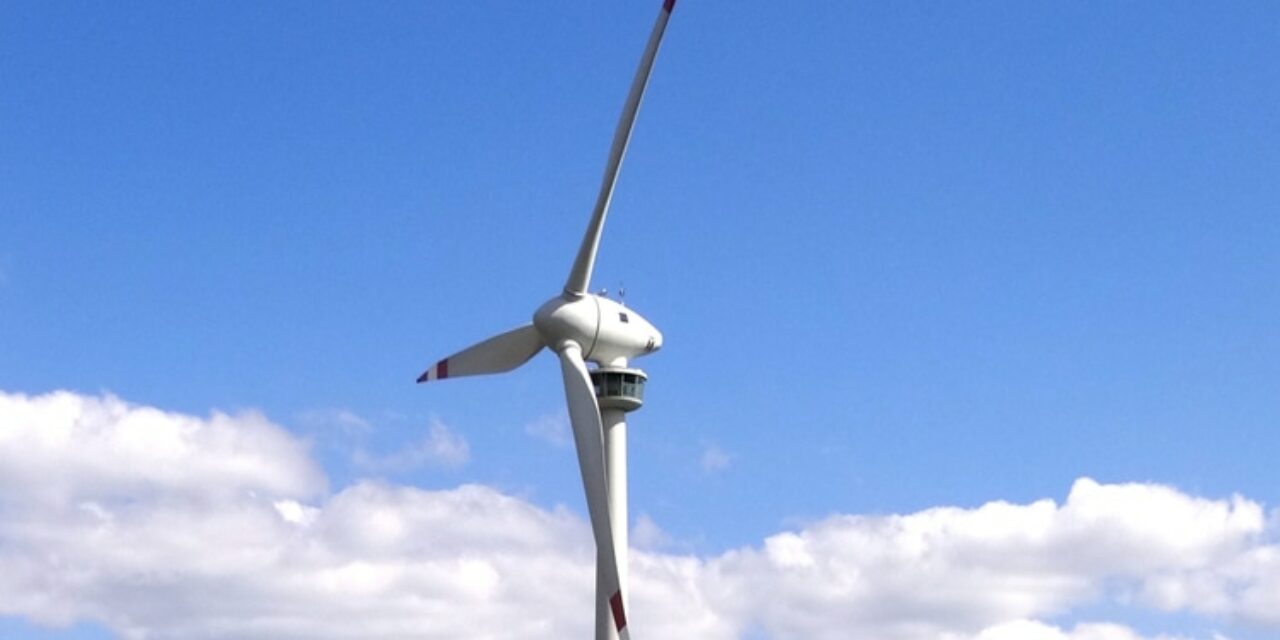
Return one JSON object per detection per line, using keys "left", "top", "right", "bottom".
{"left": 610, "top": 591, "right": 627, "bottom": 631}
{"left": 436, "top": 359, "right": 449, "bottom": 380}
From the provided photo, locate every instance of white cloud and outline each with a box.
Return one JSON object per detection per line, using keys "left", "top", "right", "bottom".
{"left": 709, "top": 479, "right": 1266, "bottom": 639}
{"left": 0, "top": 389, "right": 325, "bottom": 506}
{"left": 0, "top": 389, "right": 1275, "bottom": 639}
{"left": 524, "top": 411, "right": 571, "bottom": 447}
{"left": 418, "top": 420, "right": 471, "bottom": 467}
{"left": 632, "top": 512, "right": 674, "bottom": 551}
{"left": 295, "top": 408, "right": 372, "bottom": 435}
{"left": 957, "top": 619, "right": 1204, "bottom": 640}
{"left": 701, "top": 443, "right": 733, "bottom": 474}
{"left": 273, "top": 499, "right": 319, "bottom": 526}
{"left": 354, "top": 418, "right": 470, "bottom": 472}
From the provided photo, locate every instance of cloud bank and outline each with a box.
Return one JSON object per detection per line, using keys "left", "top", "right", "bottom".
{"left": 0, "top": 390, "right": 1274, "bottom": 639}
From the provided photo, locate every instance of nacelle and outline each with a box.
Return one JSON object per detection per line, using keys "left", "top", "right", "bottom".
{"left": 534, "top": 293, "right": 662, "bottom": 366}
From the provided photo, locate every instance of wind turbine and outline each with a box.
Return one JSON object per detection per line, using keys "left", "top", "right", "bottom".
{"left": 416, "top": 2, "right": 677, "bottom": 638}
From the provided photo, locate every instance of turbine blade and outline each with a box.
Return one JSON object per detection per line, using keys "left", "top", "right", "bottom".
{"left": 557, "top": 343, "right": 631, "bottom": 638}
{"left": 564, "top": 0, "right": 677, "bottom": 296}
{"left": 417, "top": 324, "right": 544, "bottom": 383}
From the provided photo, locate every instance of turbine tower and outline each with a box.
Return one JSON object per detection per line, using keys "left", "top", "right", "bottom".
{"left": 416, "top": 2, "right": 677, "bottom": 637}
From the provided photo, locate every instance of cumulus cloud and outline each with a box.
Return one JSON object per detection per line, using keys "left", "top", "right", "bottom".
{"left": 711, "top": 479, "right": 1263, "bottom": 639}
{"left": 957, "top": 619, "right": 1205, "bottom": 640}
{"left": 353, "top": 418, "right": 470, "bottom": 472}
{"left": 0, "top": 389, "right": 1274, "bottom": 639}
{"left": 632, "top": 512, "right": 675, "bottom": 551}
{"left": 0, "top": 389, "right": 325, "bottom": 506}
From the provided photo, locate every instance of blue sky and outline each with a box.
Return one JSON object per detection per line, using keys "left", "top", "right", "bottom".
{"left": 1, "top": 2, "right": 1278, "bottom": 639}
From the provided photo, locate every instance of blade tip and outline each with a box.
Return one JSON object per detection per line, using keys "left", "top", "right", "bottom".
{"left": 663, "top": 0, "right": 675, "bottom": 12}
{"left": 417, "top": 359, "right": 449, "bottom": 383}
{"left": 609, "top": 591, "right": 628, "bottom": 631}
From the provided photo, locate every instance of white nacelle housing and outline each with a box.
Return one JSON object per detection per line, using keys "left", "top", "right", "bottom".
{"left": 534, "top": 294, "right": 662, "bottom": 367}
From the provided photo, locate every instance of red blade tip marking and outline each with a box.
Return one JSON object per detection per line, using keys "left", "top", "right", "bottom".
{"left": 663, "top": 0, "right": 675, "bottom": 12}
{"left": 610, "top": 591, "right": 627, "bottom": 631}
{"left": 436, "top": 359, "right": 449, "bottom": 379}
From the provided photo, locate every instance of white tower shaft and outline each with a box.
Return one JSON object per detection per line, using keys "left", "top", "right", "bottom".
{"left": 596, "top": 407, "right": 628, "bottom": 640}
